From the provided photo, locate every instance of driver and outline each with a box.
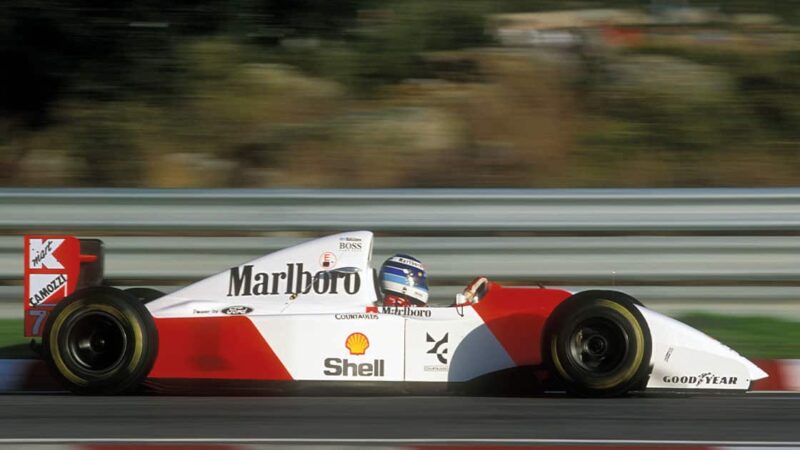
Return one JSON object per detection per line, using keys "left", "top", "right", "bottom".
{"left": 379, "top": 254, "right": 429, "bottom": 307}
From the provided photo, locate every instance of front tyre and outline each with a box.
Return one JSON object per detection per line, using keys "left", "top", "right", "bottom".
{"left": 544, "top": 290, "right": 652, "bottom": 397}
{"left": 42, "top": 286, "right": 159, "bottom": 395}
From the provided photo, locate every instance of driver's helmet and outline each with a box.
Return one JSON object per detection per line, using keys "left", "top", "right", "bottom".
{"left": 379, "top": 254, "right": 429, "bottom": 306}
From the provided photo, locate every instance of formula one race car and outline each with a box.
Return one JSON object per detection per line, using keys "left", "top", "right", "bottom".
{"left": 23, "top": 231, "right": 767, "bottom": 396}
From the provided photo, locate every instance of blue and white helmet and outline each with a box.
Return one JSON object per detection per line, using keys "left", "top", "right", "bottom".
{"left": 379, "top": 254, "right": 429, "bottom": 306}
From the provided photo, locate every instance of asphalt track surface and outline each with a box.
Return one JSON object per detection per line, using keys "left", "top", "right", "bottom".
{"left": 0, "top": 394, "right": 798, "bottom": 445}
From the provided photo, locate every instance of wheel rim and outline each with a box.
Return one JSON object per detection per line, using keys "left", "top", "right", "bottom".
{"left": 567, "top": 316, "right": 629, "bottom": 375}
{"left": 64, "top": 311, "right": 127, "bottom": 374}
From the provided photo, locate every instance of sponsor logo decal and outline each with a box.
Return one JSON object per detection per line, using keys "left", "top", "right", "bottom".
{"left": 426, "top": 333, "right": 448, "bottom": 364}
{"left": 28, "top": 238, "right": 65, "bottom": 269}
{"left": 661, "top": 372, "right": 739, "bottom": 386}
{"left": 335, "top": 313, "right": 378, "bottom": 320}
{"left": 221, "top": 305, "right": 253, "bottom": 315}
{"left": 24, "top": 236, "right": 82, "bottom": 337}
{"left": 192, "top": 305, "right": 253, "bottom": 315}
{"left": 323, "top": 332, "right": 385, "bottom": 377}
{"left": 379, "top": 306, "right": 432, "bottom": 318}
{"left": 320, "top": 252, "right": 337, "bottom": 269}
{"left": 338, "top": 237, "right": 363, "bottom": 251}
{"left": 227, "top": 263, "right": 360, "bottom": 297}
{"left": 345, "top": 332, "right": 369, "bottom": 355}
{"left": 323, "top": 358, "right": 385, "bottom": 377}
{"left": 392, "top": 256, "right": 423, "bottom": 270}
{"left": 424, "top": 332, "right": 449, "bottom": 373}
{"left": 28, "top": 273, "right": 68, "bottom": 306}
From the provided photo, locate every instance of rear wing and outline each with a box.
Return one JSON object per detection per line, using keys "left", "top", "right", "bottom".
{"left": 23, "top": 236, "right": 105, "bottom": 337}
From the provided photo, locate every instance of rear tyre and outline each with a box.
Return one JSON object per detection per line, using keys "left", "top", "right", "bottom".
{"left": 124, "top": 287, "right": 165, "bottom": 304}
{"left": 42, "top": 286, "right": 159, "bottom": 395}
{"left": 544, "top": 290, "right": 651, "bottom": 397}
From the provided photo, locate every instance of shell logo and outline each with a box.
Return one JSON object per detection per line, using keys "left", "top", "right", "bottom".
{"left": 345, "top": 332, "right": 369, "bottom": 355}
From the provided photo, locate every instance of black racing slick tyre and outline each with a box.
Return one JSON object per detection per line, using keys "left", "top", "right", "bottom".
{"left": 544, "top": 290, "right": 652, "bottom": 397}
{"left": 124, "top": 287, "right": 165, "bottom": 304}
{"left": 42, "top": 286, "right": 159, "bottom": 395}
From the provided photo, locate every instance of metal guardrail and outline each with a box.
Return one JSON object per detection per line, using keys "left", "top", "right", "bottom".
{"left": 2, "top": 236, "right": 800, "bottom": 284}
{"left": 3, "top": 188, "right": 800, "bottom": 233}
{"left": 0, "top": 188, "right": 799, "bottom": 315}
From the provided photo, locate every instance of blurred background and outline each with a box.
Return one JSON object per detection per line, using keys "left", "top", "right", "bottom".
{"left": 5, "top": 0, "right": 800, "bottom": 188}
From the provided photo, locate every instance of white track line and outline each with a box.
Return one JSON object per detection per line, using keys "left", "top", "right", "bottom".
{"left": 0, "top": 438, "right": 798, "bottom": 446}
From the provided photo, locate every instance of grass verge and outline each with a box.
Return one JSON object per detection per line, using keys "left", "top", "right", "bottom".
{"left": 0, "top": 319, "right": 37, "bottom": 358}
{"left": 677, "top": 313, "right": 800, "bottom": 360}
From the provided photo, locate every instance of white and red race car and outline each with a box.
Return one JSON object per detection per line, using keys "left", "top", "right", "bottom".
{"left": 23, "top": 231, "right": 766, "bottom": 396}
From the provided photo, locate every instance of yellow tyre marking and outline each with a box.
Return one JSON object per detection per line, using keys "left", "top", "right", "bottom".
{"left": 587, "top": 299, "right": 645, "bottom": 390}
{"left": 124, "top": 310, "right": 144, "bottom": 373}
{"left": 550, "top": 335, "right": 573, "bottom": 382}
{"left": 49, "top": 301, "right": 144, "bottom": 387}
{"left": 549, "top": 299, "right": 647, "bottom": 392}
{"left": 49, "top": 300, "right": 89, "bottom": 386}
